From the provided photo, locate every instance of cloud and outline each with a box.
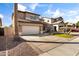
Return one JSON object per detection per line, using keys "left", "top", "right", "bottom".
{"left": 18, "top": 3, "right": 38, "bottom": 12}
{"left": 67, "top": 10, "right": 78, "bottom": 16}
{"left": 64, "top": 10, "right": 79, "bottom": 23}
{"left": 75, "top": 16, "right": 79, "bottom": 19}
{"left": 42, "top": 8, "right": 64, "bottom": 18}
{"left": 18, "top": 4, "right": 26, "bottom": 11}
{"left": 52, "top": 9, "right": 64, "bottom": 18}
{"left": 75, "top": 16, "right": 79, "bottom": 22}
{"left": 29, "top": 3, "right": 38, "bottom": 11}
{"left": 44, "top": 9, "right": 53, "bottom": 15}
{"left": 65, "top": 18, "right": 73, "bottom": 23}
{"left": 69, "top": 10, "right": 77, "bottom": 14}
{"left": 42, "top": 8, "right": 53, "bottom": 17}
{"left": 0, "top": 14, "right": 3, "bottom": 18}
{"left": 65, "top": 16, "right": 79, "bottom": 23}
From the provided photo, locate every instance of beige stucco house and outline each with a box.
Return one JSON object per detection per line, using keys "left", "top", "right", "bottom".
{"left": 66, "top": 22, "right": 75, "bottom": 28}
{"left": 12, "top": 10, "right": 43, "bottom": 35}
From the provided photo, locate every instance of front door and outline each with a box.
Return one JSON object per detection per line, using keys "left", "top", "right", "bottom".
{"left": 54, "top": 26, "right": 57, "bottom": 32}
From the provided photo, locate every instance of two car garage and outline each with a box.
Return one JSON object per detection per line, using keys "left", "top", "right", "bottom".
{"left": 22, "top": 26, "right": 40, "bottom": 35}
{"left": 18, "top": 22, "right": 43, "bottom": 35}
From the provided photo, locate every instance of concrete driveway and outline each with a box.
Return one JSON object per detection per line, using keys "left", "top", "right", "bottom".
{"left": 20, "top": 35, "right": 79, "bottom": 56}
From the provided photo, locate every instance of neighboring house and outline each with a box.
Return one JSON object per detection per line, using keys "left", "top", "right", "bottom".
{"left": 66, "top": 22, "right": 76, "bottom": 28}
{"left": 12, "top": 10, "right": 43, "bottom": 35}
{"left": 51, "top": 17, "right": 64, "bottom": 32}
{"left": 52, "top": 21, "right": 64, "bottom": 32}
{"left": 42, "top": 17, "right": 65, "bottom": 32}
{"left": 0, "top": 18, "right": 2, "bottom": 27}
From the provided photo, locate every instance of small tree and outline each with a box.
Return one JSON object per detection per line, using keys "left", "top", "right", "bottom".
{"left": 76, "top": 21, "right": 79, "bottom": 28}
{"left": 63, "top": 22, "right": 71, "bottom": 35}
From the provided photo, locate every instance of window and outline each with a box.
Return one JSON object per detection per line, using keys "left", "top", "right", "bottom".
{"left": 30, "top": 16, "right": 36, "bottom": 19}
{"left": 26, "top": 15, "right": 39, "bottom": 21}
{"left": 18, "top": 12, "right": 25, "bottom": 19}
{"left": 25, "top": 13, "right": 39, "bottom": 21}
{"left": 47, "top": 20, "right": 49, "bottom": 22}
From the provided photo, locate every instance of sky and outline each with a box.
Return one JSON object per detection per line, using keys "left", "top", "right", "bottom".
{"left": 0, "top": 3, "right": 79, "bottom": 27}
{"left": 0, "top": 3, "right": 13, "bottom": 27}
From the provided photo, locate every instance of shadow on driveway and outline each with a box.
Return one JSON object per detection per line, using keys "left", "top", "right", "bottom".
{"left": 7, "top": 37, "right": 41, "bottom": 56}
{"left": 0, "top": 36, "right": 42, "bottom": 56}
{"left": 0, "top": 36, "right": 26, "bottom": 51}
{"left": 6, "top": 37, "right": 26, "bottom": 50}
{"left": 0, "top": 36, "right": 6, "bottom": 51}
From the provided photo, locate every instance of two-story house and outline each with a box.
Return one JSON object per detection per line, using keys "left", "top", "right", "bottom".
{"left": 12, "top": 10, "right": 43, "bottom": 35}
{"left": 42, "top": 17, "right": 65, "bottom": 32}
{"left": 51, "top": 17, "right": 65, "bottom": 32}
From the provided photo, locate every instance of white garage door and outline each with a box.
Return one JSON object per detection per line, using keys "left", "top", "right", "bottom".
{"left": 22, "top": 26, "right": 40, "bottom": 35}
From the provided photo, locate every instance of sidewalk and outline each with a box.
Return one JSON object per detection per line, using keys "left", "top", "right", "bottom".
{"left": 39, "top": 37, "right": 79, "bottom": 56}
{"left": 20, "top": 35, "right": 76, "bottom": 42}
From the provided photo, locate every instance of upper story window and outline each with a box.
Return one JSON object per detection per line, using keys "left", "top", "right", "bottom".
{"left": 26, "top": 14, "right": 39, "bottom": 21}
{"left": 18, "top": 12, "right": 25, "bottom": 19}
{"left": 17, "top": 11, "right": 40, "bottom": 21}
{"left": 30, "top": 15, "right": 37, "bottom": 20}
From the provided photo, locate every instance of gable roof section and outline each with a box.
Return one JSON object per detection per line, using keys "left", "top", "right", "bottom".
{"left": 12, "top": 10, "right": 40, "bottom": 20}
{"left": 18, "top": 10, "right": 40, "bottom": 16}
{"left": 52, "top": 21, "right": 64, "bottom": 25}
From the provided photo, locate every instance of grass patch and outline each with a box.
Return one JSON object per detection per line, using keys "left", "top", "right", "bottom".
{"left": 54, "top": 34, "right": 73, "bottom": 38}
